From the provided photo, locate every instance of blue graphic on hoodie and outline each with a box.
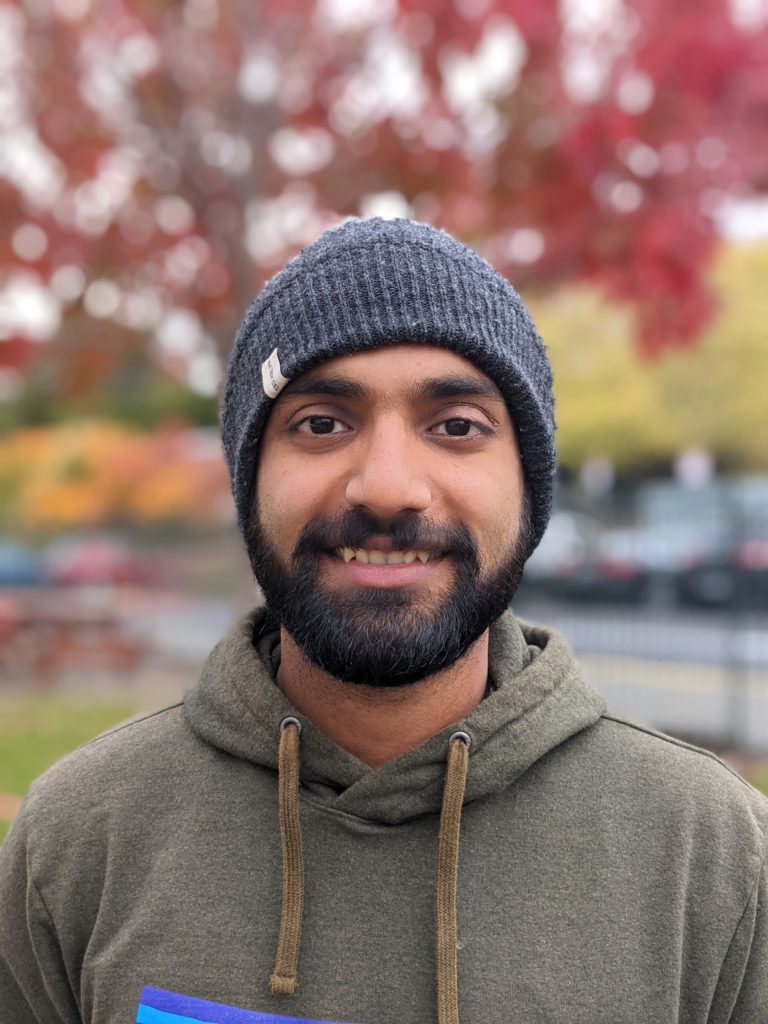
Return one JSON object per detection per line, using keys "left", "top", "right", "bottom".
{"left": 136, "top": 986, "right": 359, "bottom": 1024}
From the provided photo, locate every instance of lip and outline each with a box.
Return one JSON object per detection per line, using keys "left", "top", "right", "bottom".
{"left": 322, "top": 552, "right": 445, "bottom": 588}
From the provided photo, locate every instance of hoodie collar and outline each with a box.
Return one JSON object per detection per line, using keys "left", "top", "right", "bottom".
{"left": 184, "top": 607, "right": 605, "bottom": 826}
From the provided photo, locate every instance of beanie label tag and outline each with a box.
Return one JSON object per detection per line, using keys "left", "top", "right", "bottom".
{"left": 262, "top": 348, "right": 290, "bottom": 399}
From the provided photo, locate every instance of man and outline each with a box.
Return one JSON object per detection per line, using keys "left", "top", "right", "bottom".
{"left": 0, "top": 218, "right": 766, "bottom": 1024}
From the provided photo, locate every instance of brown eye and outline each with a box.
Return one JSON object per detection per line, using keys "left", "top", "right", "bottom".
{"left": 297, "top": 416, "right": 345, "bottom": 435}
{"left": 444, "top": 418, "right": 472, "bottom": 436}
{"left": 431, "top": 417, "right": 492, "bottom": 439}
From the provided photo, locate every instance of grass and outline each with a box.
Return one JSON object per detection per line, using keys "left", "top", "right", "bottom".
{"left": 0, "top": 694, "right": 135, "bottom": 844}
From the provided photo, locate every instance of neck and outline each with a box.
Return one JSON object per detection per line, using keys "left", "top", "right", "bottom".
{"left": 275, "top": 629, "right": 490, "bottom": 769}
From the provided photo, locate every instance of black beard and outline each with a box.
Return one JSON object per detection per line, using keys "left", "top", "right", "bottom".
{"left": 246, "top": 506, "right": 531, "bottom": 689}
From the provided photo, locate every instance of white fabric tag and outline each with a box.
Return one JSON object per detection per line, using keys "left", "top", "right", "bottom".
{"left": 261, "top": 348, "right": 290, "bottom": 399}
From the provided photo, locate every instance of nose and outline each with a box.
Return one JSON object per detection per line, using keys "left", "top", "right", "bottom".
{"left": 344, "top": 419, "right": 433, "bottom": 518}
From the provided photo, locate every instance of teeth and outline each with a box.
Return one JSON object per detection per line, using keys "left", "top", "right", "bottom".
{"left": 335, "top": 548, "right": 437, "bottom": 564}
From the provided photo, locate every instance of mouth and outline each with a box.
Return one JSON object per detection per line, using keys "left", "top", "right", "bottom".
{"left": 333, "top": 547, "right": 443, "bottom": 565}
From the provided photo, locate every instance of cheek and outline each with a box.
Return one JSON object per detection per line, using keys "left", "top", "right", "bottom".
{"left": 256, "top": 456, "right": 337, "bottom": 553}
{"left": 255, "top": 456, "right": 299, "bottom": 556}
{"left": 464, "top": 471, "right": 524, "bottom": 567}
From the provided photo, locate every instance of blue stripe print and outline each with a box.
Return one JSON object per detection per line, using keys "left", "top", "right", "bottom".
{"left": 137, "top": 1007, "right": 209, "bottom": 1024}
{"left": 137, "top": 986, "right": 359, "bottom": 1024}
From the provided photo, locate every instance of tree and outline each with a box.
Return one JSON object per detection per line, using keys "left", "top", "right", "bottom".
{"left": 1, "top": 0, "right": 766, "bottom": 404}
{"left": 532, "top": 241, "right": 768, "bottom": 472}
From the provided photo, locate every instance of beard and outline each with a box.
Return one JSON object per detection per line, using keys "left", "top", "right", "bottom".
{"left": 246, "top": 502, "right": 532, "bottom": 689}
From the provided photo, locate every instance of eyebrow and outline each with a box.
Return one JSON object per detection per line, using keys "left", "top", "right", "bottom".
{"left": 410, "top": 375, "right": 504, "bottom": 404}
{"left": 281, "top": 376, "right": 368, "bottom": 401}
{"left": 280, "top": 373, "right": 504, "bottom": 404}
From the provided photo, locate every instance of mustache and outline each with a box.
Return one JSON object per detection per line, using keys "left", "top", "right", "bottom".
{"left": 292, "top": 508, "right": 479, "bottom": 565}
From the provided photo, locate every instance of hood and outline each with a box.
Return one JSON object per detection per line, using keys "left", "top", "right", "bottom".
{"left": 184, "top": 607, "right": 605, "bottom": 826}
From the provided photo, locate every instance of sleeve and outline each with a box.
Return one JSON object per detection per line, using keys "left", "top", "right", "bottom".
{"left": 708, "top": 831, "right": 768, "bottom": 1023}
{"left": 0, "top": 805, "right": 82, "bottom": 1024}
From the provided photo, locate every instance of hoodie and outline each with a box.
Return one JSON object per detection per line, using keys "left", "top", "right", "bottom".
{"left": 0, "top": 608, "right": 766, "bottom": 1024}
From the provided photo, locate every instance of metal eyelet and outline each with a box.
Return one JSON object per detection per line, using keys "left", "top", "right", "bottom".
{"left": 280, "top": 716, "right": 302, "bottom": 734}
{"left": 448, "top": 730, "right": 471, "bottom": 750}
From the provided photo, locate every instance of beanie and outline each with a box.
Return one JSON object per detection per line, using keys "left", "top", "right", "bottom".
{"left": 221, "top": 217, "right": 556, "bottom": 551}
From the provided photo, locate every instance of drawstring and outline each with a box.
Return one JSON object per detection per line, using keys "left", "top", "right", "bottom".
{"left": 269, "top": 718, "right": 471, "bottom": 1024}
{"left": 270, "top": 717, "right": 304, "bottom": 995}
{"left": 436, "top": 732, "right": 471, "bottom": 1024}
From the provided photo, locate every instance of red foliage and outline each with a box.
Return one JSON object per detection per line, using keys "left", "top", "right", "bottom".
{"left": 0, "top": 337, "right": 36, "bottom": 372}
{"left": 1, "top": 0, "right": 766, "bottom": 391}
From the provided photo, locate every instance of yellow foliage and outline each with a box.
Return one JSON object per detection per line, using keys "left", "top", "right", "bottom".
{"left": 128, "top": 463, "right": 204, "bottom": 522}
{"left": 0, "top": 421, "right": 231, "bottom": 531}
{"left": 525, "top": 242, "right": 768, "bottom": 471}
{"left": 22, "top": 479, "right": 112, "bottom": 528}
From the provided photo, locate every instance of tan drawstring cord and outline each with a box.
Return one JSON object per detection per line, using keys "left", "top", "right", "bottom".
{"left": 270, "top": 717, "right": 305, "bottom": 996}
{"left": 436, "top": 731, "right": 471, "bottom": 1024}
{"left": 269, "top": 718, "right": 470, "bottom": 1017}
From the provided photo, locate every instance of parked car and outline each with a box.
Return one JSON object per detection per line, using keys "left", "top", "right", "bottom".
{"left": 519, "top": 510, "right": 617, "bottom": 603}
{"left": 676, "top": 531, "right": 768, "bottom": 611}
{"left": 521, "top": 510, "right": 658, "bottom": 606}
{"left": 598, "top": 520, "right": 725, "bottom": 606}
{"left": 524, "top": 510, "right": 599, "bottom": 577}
{"left": 556, "top": 533, "right": 648, "bottom": 604}
{"left": 637, "top": 475, "right": 768, "bottom": 610}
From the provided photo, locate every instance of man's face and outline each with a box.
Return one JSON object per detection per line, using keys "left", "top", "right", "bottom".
{"left": 249, "top": 344, "right": 530, "bottom": 687}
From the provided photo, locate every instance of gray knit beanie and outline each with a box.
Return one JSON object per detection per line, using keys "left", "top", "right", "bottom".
{"left": 221, "top": 217, "right": 555, "bottom": 551}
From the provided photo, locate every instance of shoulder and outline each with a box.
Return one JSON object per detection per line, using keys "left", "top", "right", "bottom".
{"left": 18, "top": 702, "right": 204, "bottom": 851}
{"left": 570, "top": 712, "right": 768, "bottom": 861}
{"left": 30, "top": 701, "right": 188, "bottom": 788}
{"left": 596, "top": 711, "right": 766, "bottom": 802}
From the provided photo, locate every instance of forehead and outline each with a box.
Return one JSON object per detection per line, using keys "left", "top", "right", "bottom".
{"left": 280, "top": 344, "right": 504, "bottom": 403}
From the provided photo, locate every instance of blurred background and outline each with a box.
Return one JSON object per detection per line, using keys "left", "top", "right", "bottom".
{"left": 1, "top": 0, "right": 767, "bottom": 838}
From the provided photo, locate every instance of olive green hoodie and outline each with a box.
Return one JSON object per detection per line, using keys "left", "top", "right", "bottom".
{"left": 0, "top": 609, "right": 766, "bottom": 1024}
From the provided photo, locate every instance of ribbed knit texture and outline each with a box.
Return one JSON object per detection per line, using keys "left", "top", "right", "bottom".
{"left": 221, "top": 217, "right": 556, "bottom": 550}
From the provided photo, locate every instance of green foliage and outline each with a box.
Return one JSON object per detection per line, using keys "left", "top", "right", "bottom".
{"left": 0, "top": 373, "right": 219, "bottom": 436}
{"left": 108, "top": 378, "right": 219, "bottom": 430}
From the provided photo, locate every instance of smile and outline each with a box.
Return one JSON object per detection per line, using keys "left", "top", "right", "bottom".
{"left": 334, "top": 548, "right": 441, "bottom": 565}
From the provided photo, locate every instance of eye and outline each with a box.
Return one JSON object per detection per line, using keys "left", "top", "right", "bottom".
{"left": 432, "top": 417, "right": 487, "bottom": 438}
{"left": 296, "top": 415, "right": 348, "bottom": 435}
